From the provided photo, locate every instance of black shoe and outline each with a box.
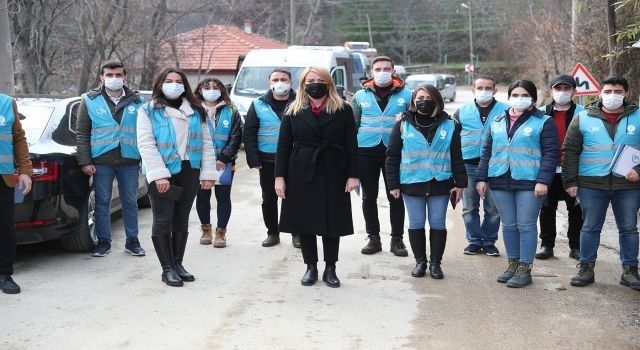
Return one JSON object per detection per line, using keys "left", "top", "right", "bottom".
{"left": 569, "top": 248, "right": 580, "bottom": 261}
{"left": 361, "top": 234, "right": 382, "bottom": 254}
{"left": 292, "top": 234, "right": 301, "bottom": 249}
{"left": 322, "top": 264, "right": 340, "bottom": 288}
{"left": 125, "top": 237, "right": 146, "bottom": 256}
{"left": 301, "top": 264, "right": 318, "bottom": 286}
{"left": 91, "top": 238, "right": 111, "bottom": 257}
{"left": 535, "top": 246, "right": 554, "bottom": 260}
{"left": 429, "top": 263, "right": 444, "bottom": 279}
{"left": 429, "top": 229, "right": 446, "bottom": 279}
{"left": 390, "top": 237, "right": 408, "bottom": 257}
{"left": 411, "top": 259, "right": 427, "bottom": 277}
{"left": 0, "top": 275, "right": 20, "bottom": 294}
{"left": 151, "top": 235, "right": 183, "bottom": 287}
{"left": 262, "top": 234, "right": 280, "bottom": 247}
{"left": 172, "top": 232, "right": 195, "bottom": 282}
{"left": 482, "top": 245, "right": 500, "bottom": 257}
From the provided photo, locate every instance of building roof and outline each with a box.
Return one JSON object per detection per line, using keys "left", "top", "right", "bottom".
{"left": 167, "top": 24, "right": 287, "bottom": 72}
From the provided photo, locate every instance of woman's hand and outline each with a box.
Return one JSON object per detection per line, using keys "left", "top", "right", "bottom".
{"left": 275, "top": 177, "right": 286, "bottom": 199}
{"left": 389, "top": 189, "right": 401, "bottom": 199}
{"left": 450, "top": 187, "right": 463, "bottom": 204}
{"left": 476, "top": 181, "right": 487, "bottom": 199}
{"left": 345, "top": 178, "right": 360, "bottom": 192}
{"left": 216, "top": 161, "right": 226, "bottom": 172}
{"left": 534, "top": 183, "right": 548, "bottom": 198}
{"left": 200, "top": 180, "right": 214, "bottom": 190}
{"left": 155, "top": 178, "right": 170, "bottom": 193}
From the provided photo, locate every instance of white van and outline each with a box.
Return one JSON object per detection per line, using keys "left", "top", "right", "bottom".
{"left": 405, "top": 73, "right": 457, "bottom": 102}
{"left": 230, "top": 47, "right": 357, "bottom": 118}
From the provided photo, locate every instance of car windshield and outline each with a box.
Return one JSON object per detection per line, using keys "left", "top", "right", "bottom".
{"left": 406, "top": 79, "right": 436, "bottom": 90}
{"left": 233, "top": 67, "right": 305, "bottom": 97}
{"left": 17, "top": 105, "right": 55, "bottom": 145}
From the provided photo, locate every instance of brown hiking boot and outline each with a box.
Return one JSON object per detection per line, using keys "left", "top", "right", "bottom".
{"left": 200, "top": 224, "right": 213, "bottom": 245}
{"left": 213, "top": 228, "right": 227, "bottom": 248}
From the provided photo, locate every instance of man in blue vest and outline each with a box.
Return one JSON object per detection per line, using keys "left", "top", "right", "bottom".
{"left": 562, "top": 76, "right": 640, "bottom": 290}
{"left": 76, "top": 61, "right": 145, "bottom": 257}
{"left": 0, "top": 93, "right": 33, "bottom": 294}
{"left": 352, "top": 56, "right": 411, "bottom": 257}
{"left": 452, "top": 75, "right": 508, "bottom": 257}
{"left": 536, "top": 74, "right": 584, "bottom": 260}
{"left": 244, "top": 68, "right": 298, "bottom": 248}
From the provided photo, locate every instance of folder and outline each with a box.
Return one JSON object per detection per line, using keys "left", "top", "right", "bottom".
{"left": 218, "top": 163, "right": 233, "bottom": 185}
{"left": 609, "top": 144, "right": 640, "bottom": 177}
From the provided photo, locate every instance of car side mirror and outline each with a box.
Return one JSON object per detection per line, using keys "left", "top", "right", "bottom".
{"left": 335, "top": 85, "right": 346, "bottom": 100}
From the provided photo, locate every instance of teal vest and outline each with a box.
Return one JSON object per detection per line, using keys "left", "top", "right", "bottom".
{"left": 458, "top": 100, "right": 509, "bottom": 160}
{"left": 488, "top": 112, "right": 549, "bottom": 181}
{"left": 578, "top": 109, "right": 640, "bottom": 177}
{"left": 355, "top": 87, "right": 412, "bottom": 147}
{"left": 253, "top": 99, "right": 280, "bottom": 153}
{"left": 144, "top": 103, "right": 203, "bottom": 175}
{"left": 207, "top": 105, "right": 234, "bottom": 158}
{"left": 0, "top": 94, "right": 15, "bottom": 174}
{"left": 84, "top": 94, "right": 141, "bottom": 159}
{"left": 400, "top": 119, "right": 455, "bottom": 184}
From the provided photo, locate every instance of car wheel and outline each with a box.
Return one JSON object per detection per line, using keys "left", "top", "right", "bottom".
{"left": 60, "top": 188, "right": 98, "bottom": 252}
{"left": 450, "top": 93, "right": 455, "bottom": 102}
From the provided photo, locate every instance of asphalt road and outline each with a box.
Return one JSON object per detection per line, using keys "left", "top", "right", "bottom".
{"left": 4, "top": 87, "right": 639, "bottom": 349}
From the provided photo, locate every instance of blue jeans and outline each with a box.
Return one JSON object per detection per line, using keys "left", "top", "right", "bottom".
{"left": 94, "top": 164, "right": 140, "bottom": 241}
{"left": 578, "top": 188, "right": 640, "bottom": 265}
{"left": 492, "top": 190, "right": 544, "bottom": 264}
{"left": 462, "top": 163, "right": 500, "bottom": 246}
{"left": 403, "top": 194, "right": 449, "bottom": 230}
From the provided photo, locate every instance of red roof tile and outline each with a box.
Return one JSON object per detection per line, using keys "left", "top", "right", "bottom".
{"left": 164, "top": 24, "right": 287, "bottom": 72}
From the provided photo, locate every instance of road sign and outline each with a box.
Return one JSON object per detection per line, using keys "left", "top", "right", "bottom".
{"left": 571, "top": 63, "right": 600, "bottom": 96}
{"left": 464, "top": 64, "right": 474, "bottom": 73}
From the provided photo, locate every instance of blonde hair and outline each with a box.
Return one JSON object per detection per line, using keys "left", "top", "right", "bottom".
{"left": 285, "top": 66, "right": 345, "bottom": 116}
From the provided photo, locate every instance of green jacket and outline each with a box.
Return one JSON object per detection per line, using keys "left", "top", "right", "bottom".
{"left": 561, "top": 99, "right": 640, "bottom": 191}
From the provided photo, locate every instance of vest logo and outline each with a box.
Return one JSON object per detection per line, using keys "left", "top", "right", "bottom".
{"left": 633, "top": 153, "right": 640, "bottom": 163}
{"left": 360, "top": 102, "right": 371, "bottom": 109}
{"left": 397, "top": 98, "right": 406, "bottom": 105}
{"left": 127, "top": 106, "right": 136, "bottom": 113}
{"left": 522, "top": 127, "right": 533, "bottom": 137}
{"left": 439, "top": 130, "right": 448, "bottom": 139}
{"left": 406, "top": 132, "right": 415, "bottom": 138}
{"left": 627, "top": 125, "right": 636, "bottom": 134}
{"left": 588, "top": 126, "right": 600, "bottom": 133}
{"left": 0, "top": 115, "right": 5, "bottom": 127}
{"left": 260, "top": 107, "right": 270, "bottom": 112}
{"left": 96, "top": 107, "right": 108, "bottom": 115}
{"left": 222, "top": 120, "right": 230, "bottom": 127}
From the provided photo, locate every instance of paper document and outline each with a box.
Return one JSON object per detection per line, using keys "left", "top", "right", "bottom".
{"left": 610, "top": 145, "right": 640, "bottom": 177}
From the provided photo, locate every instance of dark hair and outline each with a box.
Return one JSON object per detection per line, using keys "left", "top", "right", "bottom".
{"left": 99, "top": 60, "right": 126, "bottom": 76}
{"left": 371, "top": 56, "right": 394, "bottom": 69}
{"left": 601, "top": 76, "right": 628, "bottom": 92}
{"left": 151, "top": 67, "right": 206, "bottom": 122}
{"left": 269, "top": 68, "right": 291, "bottom": 80}
{"left": 408, "top": 84, "right": 445, "bottom": 117}
{"left": 473, "top": 75, "right": 496, "bottom": 88}
{"left": 194, "top": 77, "right": 234, "bottom": 108}
{"left": 508, "top": 80, "right": 538, "bottom": 103}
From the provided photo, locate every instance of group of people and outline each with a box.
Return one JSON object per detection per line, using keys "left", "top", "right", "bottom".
{"left": 0, "top": 55, "right": 639, "bottom": 294}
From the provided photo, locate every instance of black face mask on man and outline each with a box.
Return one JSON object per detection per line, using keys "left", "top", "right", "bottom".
{"left": 415, "top": 100, "right": 436, "bottom": 116}
{"left": 305, "top": 83, "right": 329, "bottom": 99}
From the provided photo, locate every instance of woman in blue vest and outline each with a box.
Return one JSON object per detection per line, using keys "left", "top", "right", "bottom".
{"left": 476, "top": 80, "right": 558, "bottom": 288}
{"left": 386, "top": 85, "right": 467, "bottom": 279}
{"left": 194, "top": 78, "right": 242, "bottom": 248}
{"left": 137, "top": 67, "right": 218, "bottom": 287}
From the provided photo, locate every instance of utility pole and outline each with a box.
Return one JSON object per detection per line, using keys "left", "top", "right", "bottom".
{"left": 571, "top": 0, "right": 578, "bottom": 61}
{"left": 366, "top": 14, "right": 373, "bottom": 47}
{"left": 461, "top": 1, "right": 474, "bottom": 83}
{"left": 0, "top": 0, "right": 15, "bottom": 95}
{"left": 290, "top": 0, "right": 295, "bottom": 45}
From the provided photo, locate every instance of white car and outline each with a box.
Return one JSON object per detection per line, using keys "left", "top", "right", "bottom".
{"left": 405, "top": 74, "right": 457, "bottom": 102}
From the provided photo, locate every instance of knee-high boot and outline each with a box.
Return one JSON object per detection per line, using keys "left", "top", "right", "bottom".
{"left": 151, "top": 235, "right": 183, "bottom": 287}
{"left": 172, "top": 232, "right": 195, "bottom": 282}
{"left": 429, "top": 229, "right": 447, "bottom": 279}
{"left": 408, "top": 228, "right": 427, "bottom": 277}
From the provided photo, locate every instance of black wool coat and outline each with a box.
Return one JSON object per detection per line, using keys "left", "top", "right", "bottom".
{"left": 275, "top": 103, "right": 359, "bottom": 237}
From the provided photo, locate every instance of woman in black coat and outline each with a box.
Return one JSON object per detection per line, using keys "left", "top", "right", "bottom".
{"left": 274, "top": 66, "right": 359, "bottom": 288}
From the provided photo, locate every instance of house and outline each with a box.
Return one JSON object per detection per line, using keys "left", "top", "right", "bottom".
{"left": 164, "top": 20, "right": 287, "bottom": 86}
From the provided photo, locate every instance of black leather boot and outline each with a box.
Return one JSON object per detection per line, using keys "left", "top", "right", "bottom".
{"left": 301, "top": 264, "right": 318, "bottom": 286}
{"left": 172, "top": 232, "right": 195, "bottom": 282}
{"left": 429, "top": 229, "right": 447, "bottom": 279}
{"left": 408, "top": 229, "right": 427, "bottom": 277}
{"left": 322, "top": 263, "right": 340, "bottom": 288}
{"left": 151, "top": 235, "right": 183, "bottom": 287}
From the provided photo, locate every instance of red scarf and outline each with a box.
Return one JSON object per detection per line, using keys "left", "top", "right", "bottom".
{"left": 310, "top": 97, "right": 328, "bottom": 118}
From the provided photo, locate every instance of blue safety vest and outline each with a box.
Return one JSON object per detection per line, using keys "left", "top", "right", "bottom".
{"left": 207, "top": 105, "right": 234, "bottom": 158}
{"left": 458, "top": 100, "right": 509, "bottom": 160}
{"left": 355, "top": 87, "right": 412, "bottom": 147}
{"left": 143, "top": 103, "right": 203, "bottom": 175}
{"left": 488, "top": 112, "right": 549, "bottom": 181}
{"left": 253, "top": 99, "right": 280, "bottom": 153}
{"left": 400, "top": 119, "right": 455, "bottom": 184}
{"left": 0, "top": 94, "right": 15, "bottom": 174}
{"left": 578, "top": 109, "right": 640, "bottom": 176}
{"left": 84, "top": 94, "right": 141, "bottom": 159}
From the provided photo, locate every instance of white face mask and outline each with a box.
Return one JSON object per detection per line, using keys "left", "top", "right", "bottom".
{"left": 162, "top": 82, "right": 185, "bottom": 99}
{"left": 552, "top": 91, "right": 572, "bottom": 105}
{"left": 271, "top": 81, "right": 291, "bottom": 96}
{"left": 601, "top": 93, "right": 625, "bottom": 110}
{"left": 509, "top": 96, "right": 533, "bottom": 111}
{"left": 104, "top": 77, "right": 124, "bottom": 91}
{"left": 373, "top": 71, "right": 392, "bottom": 86}
{"left": 202, "top": 89, "right": 221, "bottom": 102}
{"left": 475, "top": 90, "right": 494, "bottom": 104}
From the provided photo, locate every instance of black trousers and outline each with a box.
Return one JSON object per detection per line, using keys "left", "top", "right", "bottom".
{"left": 258, "top": 162, "right": 280, "bottom": 235}
{"left": 359, "top": 154, "right": 405, "bottom": 236}
{"left": 539, "top": 173, "right": 582, "bottom": 249}
{"left": 149, "top": 162, "right": 201, "bottom": 236}
{"left": 0, "top": 180, "right": 15, "bottom": 275}
{"left": 300, "top": 234, "right": 340, "bottom": 264}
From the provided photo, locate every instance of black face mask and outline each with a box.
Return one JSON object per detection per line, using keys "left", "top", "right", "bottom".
{"left": 415, "top": 100, "right": 436, "bottom": 116}
{"left": 305, "top": 83, "right": 329, "bottom": 99}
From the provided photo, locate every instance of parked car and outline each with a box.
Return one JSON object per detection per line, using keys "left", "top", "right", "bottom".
{"left": 405, "top": 73, "right": 457, "bottom": 102}
{"left": 14, "top": 95, "right": 150, "bottom": 252}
